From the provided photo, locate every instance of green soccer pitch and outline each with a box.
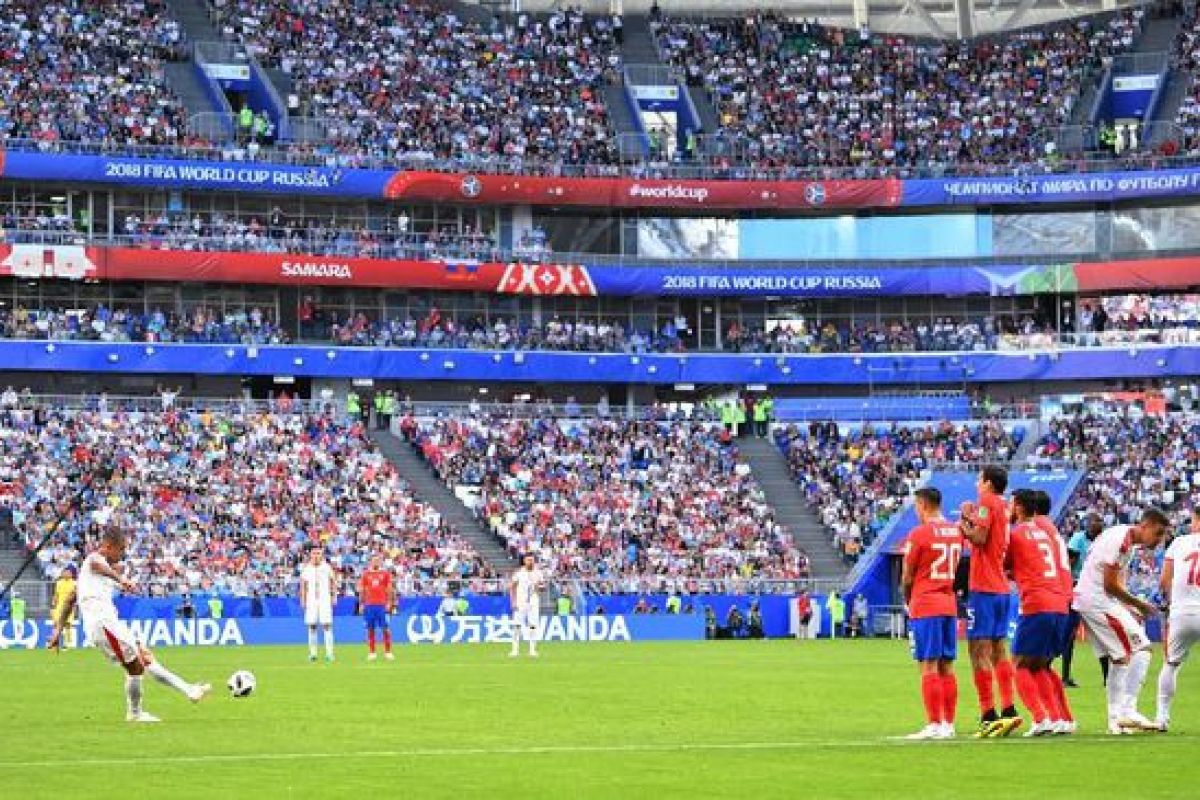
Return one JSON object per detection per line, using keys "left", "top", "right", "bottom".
{"left": 0, "top": 640, "right": 1196, "bottom": 799}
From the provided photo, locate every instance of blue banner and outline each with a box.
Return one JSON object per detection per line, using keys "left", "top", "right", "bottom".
{"left": 6, "top": 149, "right": 1200, "bottom": 208}
{"left": 0, "top": 614, "right": 705, "bottom": 650}
{"left": 903, "top": 167, "right": 1200, "bottom": 206}
{"left": 0, "top": 151, "right": 391, "bottom": 197}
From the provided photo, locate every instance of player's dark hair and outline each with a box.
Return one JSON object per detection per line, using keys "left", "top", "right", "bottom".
{"left": 1011, "top": 489, "right": 1036, "bottom": 519}
{"left": 100, "top": 527, "right": 126, "bottom": 548}
{"left": 1142, "top": 507, "right": 1170, "bottom": 528}
{"left": 913, "top": 487, "right": 941, "bottom": 508}
{"left": 1034, "top": 490, "right": 1052, "bottom": 516}
{"left": 980, "top": 465, "right": 1008, "bottom": 494}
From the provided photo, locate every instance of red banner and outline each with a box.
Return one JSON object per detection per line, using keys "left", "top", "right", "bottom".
{"left": 0, "top": 245, "right": 600, "bottom": 296}
{"left": 1074, "top": 256, "right": 1200, "bottom": 292}
{"left": 382, "top": 171, "right": 902, "bottom": 210}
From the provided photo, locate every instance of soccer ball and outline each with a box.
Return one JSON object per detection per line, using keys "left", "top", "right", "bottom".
{"left": 227, "top": 670, "right": 256, "bottom": 698}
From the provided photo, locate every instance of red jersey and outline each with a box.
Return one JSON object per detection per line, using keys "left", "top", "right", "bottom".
{"left": 360, "top": 569, "right": 393, "bottom": 606}
{"left": 903, "top": 519, "right": 964, "bottom": 619}
{"left": 1034, "top": 514, "right": 1075, "bottom": 597}
{"left": 966, "top": 492, "right": 1010, "bottom": 594}
{"left": 1006, "top": 521, "right": 1071, "bottom": 615}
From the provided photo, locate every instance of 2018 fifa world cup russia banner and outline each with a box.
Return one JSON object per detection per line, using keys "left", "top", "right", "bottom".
{"left": 0, "top": 614, "right": 705, "bottom": 650}
{"left": 9, "top": 147, "right": 1200, "bottom": 208}
{"left": 11, "top": 243, "right": 1200, "bottom": 298}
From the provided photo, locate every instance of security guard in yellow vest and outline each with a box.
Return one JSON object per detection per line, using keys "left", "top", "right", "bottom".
{"left": 373, "top": 393, "right": 385, "bottom": 430}
{"left": 346, "top": 390, "right": 361, "bottom": 422}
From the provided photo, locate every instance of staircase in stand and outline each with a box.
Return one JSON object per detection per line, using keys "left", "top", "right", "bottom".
{"left": 737, "top": 435, "right": 852, "bottom": 582}
{"left": 366, "top": 429, "right": 513, "bottom": 572}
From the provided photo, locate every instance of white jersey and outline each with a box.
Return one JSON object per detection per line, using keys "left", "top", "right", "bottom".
{"left": 76, "top": 552, "right": 120, "bottom": 629}
{"left": 511, "top": 567, "right": 544, "bottom": 611}
{"left": 1075, "top": 525, "right": 1135, "bottom": 612}
{"left": 1165, "top": 534, "right": 1200, "bottom": 619}
{"left": 300, "top": 562, "right": 335, "bottom": 609}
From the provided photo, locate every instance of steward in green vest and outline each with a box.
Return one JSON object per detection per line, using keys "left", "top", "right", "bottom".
{"left": 208, "top": 596, "right": 224, "bottom": 619}
{"left": 373, "top": 393, "right": 385, "bottom": 430}
{"left": 556, "top": 595, "right": 572, "bottom": 616}
{"left": 346, "top": 391, "right": 361, "bottom": 421}
{"left": 238, "top": 106, "right": 254, "bottom": 140}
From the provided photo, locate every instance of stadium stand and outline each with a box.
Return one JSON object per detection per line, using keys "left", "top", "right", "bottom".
{"left": 1035, "top": 411, "right": 1200, "bottom": 539}
{"left": 0, "top": 0, "right": 191, "bottom": 147}
{"left": 0, "top": 405, "right": 495, "bottom": 596}
{"left": 207, "top": 0, "right": 622, "bottom": 166}
{"left": 651, "top": 10, "right": 1144, "bottom": 171}
{"left": 404, "top": 414, "right": 810, "bottom": 584}
{"left": 775, "top": 421, "right": 1019, "bottom": 562}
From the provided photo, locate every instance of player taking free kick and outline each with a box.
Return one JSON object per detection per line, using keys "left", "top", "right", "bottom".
{"left": 959, "top": 465, "right": 1020, "bottom": 737}
{"left": 901, "top": 487, "right": 963, "bottom": 740}
{"left": 359, "top": 554, "right": 396, "bottom": 661}
{"left": 47, "top": 528, "right": 210, "bottom": 722}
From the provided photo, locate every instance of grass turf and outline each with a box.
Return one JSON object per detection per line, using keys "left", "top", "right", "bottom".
{"left": 0, "top": 639, "right": 1196, "bottom": 799}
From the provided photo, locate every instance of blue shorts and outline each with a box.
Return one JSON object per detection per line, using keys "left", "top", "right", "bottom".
{"left": 363, "top": 604, "right": 388, "bottom": 631}
{"left": 966, "top": 592, "right": 1011, "bottom": 641}
{"left": 1013, "top": 613, "right": 1070, "bottom": 659}
{"left": 910, "top": 616, "right": 958, "bottom": 662}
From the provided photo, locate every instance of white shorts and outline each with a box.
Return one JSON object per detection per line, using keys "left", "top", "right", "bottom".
{"left": 1166, "top": 615, "right": 1200, "bottom": 665}
{"left": 513, "top": 607, "right": 540, "bottom": 632}
{"left": 88, "top": 617, "right": 140, "bottom": 665}
{"left": 305, "top": 605, "right": 333, "bottom": 626}
{"left": 1079, "top": 603, "right": 1151, "bottom": 661}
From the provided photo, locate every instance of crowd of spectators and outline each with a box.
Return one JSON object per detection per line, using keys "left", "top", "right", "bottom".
{"left": 0, "top": 0, "right": 191, "bottom": 147}
{"left": 1174, "top": 2, "right": 1200, "bottom": 153}
{"left": 777, "top": 420, "right": 1019, "bottom": 561}
{"left": 405, "top": 414, "right": 809, "bottom": 582}
{"left": 653, "top": 10, "right": 1142, "bottom": 172}
{"left": 0, "top": 304, "right": 286, "bottom": 345}
{"left": 1035, "top": 412, "right": 1200, "bottom": 544}
{"left": 7, "top": 297, "right": 1200, "bottom": 353}
{"left": 0, "top": 405, "right": 493, "bottom": 597}
{"left": 209, "top": 0, "right": 622, "bottom": 166}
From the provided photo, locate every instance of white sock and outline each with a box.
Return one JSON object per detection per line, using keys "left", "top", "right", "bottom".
{"left": 323, "top": 626, "right": 335, "bottom": 658}
{"left": 510, "top": 626, "right": 521, "bottom": 654}
{"left": 125, "top": 675, "right": 143, "bottom": 715}
{"left": 147, "top": 661, "right": 192, "bottom": 696}
{"left": 308, "top": 627, "right": 318, "bottom": 657}
{"left": 1123, "top": 650, "right": 1151, "bottom": 716}
{"left": 1107, "top": 662, "right": 1130, "bottom": 720}
{"left": 528, "top": 627, "right": 538, "bottom": 654}
{"left": 1157, "top": 663, "right": 1180, "bottom": 723}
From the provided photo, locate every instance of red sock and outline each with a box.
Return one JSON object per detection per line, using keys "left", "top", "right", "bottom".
{"left": 940, "top": 673, "right": 959, "bottom": 724}
{"left": 383, "top": 630, "right": 393, "bottom": 654}
{"left": 973, "top": 668, "right": 996, "bottom": 715}
{"left": 1038, "top": 669, "right": 1072, "bottom": 722}
{"left": 995, "top": 659, "right": 1016, "bottom": 710}
{"left": 1015, "top": 667, "right": 1047, "bottom": 722}
{"left": 367, "top": 629, "right": 376, "bottom": 654}
{"left": 921, "top": 674, "right": 945, "bottom": 724}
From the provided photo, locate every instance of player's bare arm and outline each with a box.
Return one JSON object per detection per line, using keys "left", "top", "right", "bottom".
{"left": 900, "top": 557, "right": 916, "bottom": 608}
{"left": 1103, "top": 562, "right": 1157, "bottom": 618}
{"left": 89, "top": 554, "right": 136, "bottom": 593}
